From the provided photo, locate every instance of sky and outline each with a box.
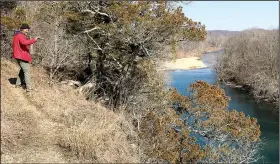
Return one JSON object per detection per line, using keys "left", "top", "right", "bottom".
{"left": 183, "top": 1, "right": 279, "bottom": 31}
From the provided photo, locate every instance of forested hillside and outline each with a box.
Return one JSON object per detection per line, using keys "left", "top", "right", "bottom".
{"left": 1, "top": 1, "right": 262, "bottom": 163}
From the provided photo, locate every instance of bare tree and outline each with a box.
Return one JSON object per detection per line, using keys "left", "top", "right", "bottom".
{"left": 215, "top": 29, "right": 279, "bottom": 105}
{"left": 17, "top": 2, "right": 89, "bottom": 81}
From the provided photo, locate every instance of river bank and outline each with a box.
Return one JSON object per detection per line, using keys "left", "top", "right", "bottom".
{"left": 160, "top": 49, "right": 278, "bottom": 110}
{"left": 159, "top": 49, "right": 223, "bottom": 71}
{"left": 221, "top": 80, "right": 279, "bottom": 111}
{"left": 159, "top": 57, "right": 207, "bottom": 70}
{"left": 168, "top": 68, "right": 279, "bottom": 163}
{"left": 167, "top": 50, "right": 279, "bottom": 163}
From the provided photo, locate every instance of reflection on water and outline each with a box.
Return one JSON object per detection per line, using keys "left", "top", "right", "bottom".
{"left": 168, "top": 54, "right": 279, "bottom": 163}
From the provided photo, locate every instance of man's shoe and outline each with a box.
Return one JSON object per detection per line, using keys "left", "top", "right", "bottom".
{"left": 14, "top": 85, "right": 21, "bottom": 88}
{"left": 26, "top": 88, "right": 37, "bottom": 92}
{"left": 26, "top": 90, "right": 32, "bottom": 97}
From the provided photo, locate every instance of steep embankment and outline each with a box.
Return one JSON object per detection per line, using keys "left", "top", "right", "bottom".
{"left": 1, "top": 59, "right": 139, "bottom": 163}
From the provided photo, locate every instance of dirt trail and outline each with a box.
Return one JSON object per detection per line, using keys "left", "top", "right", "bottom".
{"left": 1, "top": 59, "right": 68, "bottom": 163}
{"left": 1, "top": 58, "right": 139, "bottom": 163}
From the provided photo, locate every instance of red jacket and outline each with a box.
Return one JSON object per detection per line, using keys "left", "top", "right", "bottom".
{"left": 13, "top": 32, "right": 37, "bottom": 62}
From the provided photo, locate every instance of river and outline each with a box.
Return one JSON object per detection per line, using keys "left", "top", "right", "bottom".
{"left": 167, "top": 50, "right": 279, "bottom": 163}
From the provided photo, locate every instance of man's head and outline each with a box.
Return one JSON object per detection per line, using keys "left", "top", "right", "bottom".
{"left": 20, "top": 23, "right": 30, "bottom": 34}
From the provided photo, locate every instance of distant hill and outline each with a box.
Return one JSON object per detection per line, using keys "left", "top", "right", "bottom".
{"left": 207, "top": 30, "right": 240, "bottom": 37}
{"left": 207, "top": 28, "right": 278, "bottom": 37}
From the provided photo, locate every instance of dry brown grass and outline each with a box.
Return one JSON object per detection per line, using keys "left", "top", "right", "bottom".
{"left": 1, "top": 58, "right": 139, "bottom": 163}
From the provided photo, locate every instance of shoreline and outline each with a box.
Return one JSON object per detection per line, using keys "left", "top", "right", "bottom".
{"left": 158, "top": 56, "right": 207, "bottom": 71}
{"left": 221, "top": 80, "right": 279, "bottom": 112}
{"left": 158, "top": 48, "right": 222, "bottom": 71}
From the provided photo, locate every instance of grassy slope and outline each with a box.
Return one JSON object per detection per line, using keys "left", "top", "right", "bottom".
{"left": 1, "top": 59, "right": 139, "bottom": 163}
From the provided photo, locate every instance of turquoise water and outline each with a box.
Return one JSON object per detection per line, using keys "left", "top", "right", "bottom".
{"left": 168, "top": 64, "right": 279, "bottom": 163}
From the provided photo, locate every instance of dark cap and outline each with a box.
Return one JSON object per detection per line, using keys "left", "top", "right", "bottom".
{"left": 20, "top": 23, "right": 30, "bottom": 30}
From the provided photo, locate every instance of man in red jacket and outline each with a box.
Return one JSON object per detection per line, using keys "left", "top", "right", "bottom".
{"left": 13, "top": 23, "right": 39, "bottom": 92}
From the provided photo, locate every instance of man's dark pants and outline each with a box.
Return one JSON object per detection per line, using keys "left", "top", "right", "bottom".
{"left": 15, "top": 59, "right": 32, "bottom": 90}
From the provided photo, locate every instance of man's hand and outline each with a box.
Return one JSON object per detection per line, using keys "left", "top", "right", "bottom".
{"left": 35, "top": 36, "right": 41, "bottom": 40}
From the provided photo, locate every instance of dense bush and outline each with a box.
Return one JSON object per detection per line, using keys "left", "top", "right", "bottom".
{"left": 1, "top": 3, "right": 24, "bottom": 60}
{"left": 139, "top": 81, "right": 262, "bottom": 163}
{"left": 62, "top": 1, "right": 206, "bottom": 107}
